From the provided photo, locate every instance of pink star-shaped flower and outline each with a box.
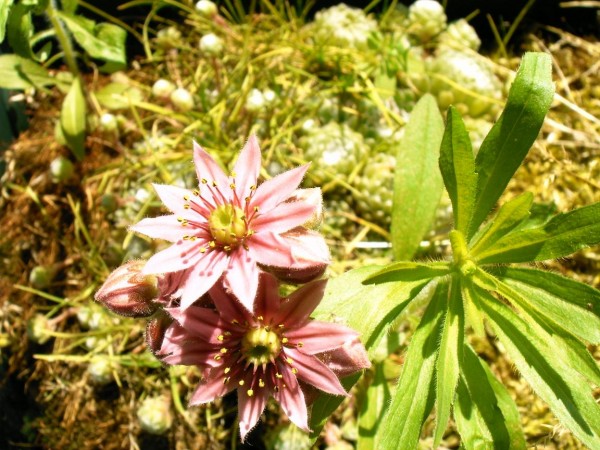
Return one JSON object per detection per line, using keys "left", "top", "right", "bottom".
{"left": 130, "top": 136, "right": 330, "bottom": 311}
{"left": 158, "top": 273, "right": 370, "bottom": 440}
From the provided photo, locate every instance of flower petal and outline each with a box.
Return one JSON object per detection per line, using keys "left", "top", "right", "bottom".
{"left": 238, "top": 370, "right": 269, "bottom": 441}
{"left": 284, "top": 348, "right": 348, "bottom": 397}
{"left": 166, "top": 306, "right": 223, "bottom": 343}
{"left": 284, "top": 321, "right": 359, "bottom": 354}
{"left": 253, "top": 272, "right": 281, "bottom": 322}
{"left": 189, "top": 362, "right": 242, "bottom": 405}
{"left": 193, "top": 141, "right": 230, "bottom": 190}
{"left": 209, "top": 281, "right": 253, "bottom": 325}
{"left": 224, "top": 248, "right": 260, "bottom": 312}
{"left": 284, "top": 229, "right": 331, "bottom": 267}
{"left": 233, "top": 135, "right": 261, "bottom": 201}
{"left": 273, "top": 359, "right": 310, "bottom": 432}
{"left": 248, "top": 232, "right": 296, "bottom": 268}
{"left": 252, "top": 201, "right": 317, "bottom": 234}
{"left": 250, "top": 164, "right": 309, "bottom": 213}
{"left": 180, "top": 250, "right": 229, "bottom": 309}
{"left": 317, "top": 336, "right": 371, "bottom": 377}
{"left": 130, "top": 215, "right": 186, "bottom": 242}
{"left": 142, "top": 240, "right": 199, "bottom": 275}
{"left": 274, "top": 278, "right": 328, "bottom": 327}
{"left": 152, "top": 184, "right": 204, "bottom": 218}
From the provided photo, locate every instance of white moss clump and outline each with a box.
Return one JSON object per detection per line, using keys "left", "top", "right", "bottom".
{"left": 195, "top": 0, "right": 217, "bottom": 17}
{"left": 313, "top": 4, "right": 378, "bottom": 50}
{"left": 199, "top": 33, "right": 224, "bottom": 56}
{"left": 407, "top": 0, "right": 447, "bottom": 42}
{"left": 152, "top": 79, "right": 176, "bottom": 98}
{"left": 438, "top": 19, "right": 481, "bottom": 51}
{"left": 137, "top": 395, "right": 173, "bottom": 435}
{"left": 88, "top": 356, "right": 116, "bottom": 385}
{"left": 170, "top": 88, "right": 195, "bottom": 111}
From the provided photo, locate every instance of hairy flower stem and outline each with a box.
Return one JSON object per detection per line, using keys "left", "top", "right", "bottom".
{"left": 46, "top": 0, "right": 80, "bottom": 76}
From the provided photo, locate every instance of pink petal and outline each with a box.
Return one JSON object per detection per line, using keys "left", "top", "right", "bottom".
{"left": 166, "top": 306, "right": 223, "bottom": 343}
{"left": 238, "top": 371, "right": 270, "bottom": 441}
{"left": 193, "top": 141, "right": 230, "bottom": 191}
{"left": 130, "top": 215, "right": 186, "bottom": 242}
{"left": 152, "top": 184, "right": 203, "bottom": 218}
{"left": 209, "top": 281, "right": 253, "bottom": 325}
{"left": 224, "top": 248, "right": 260, "bottom": 313}
{"left": 273, "top": 359, "right": 310, "bottom": 432}
{"left": 233, "top": 135, "right": 261, "bottom": 201}
{"left": 284, "top": 348, "right": 348, "bottom": 397}
{"left": 250, "top": 164, "right": 309, "bottom": 213}
{"left": 189, "top": 363, "right": 242, "bottom": 405}
{"left": 252, "top": 201, "right": 317, "bottom": 234}
{"left": 284, "top": 229, "right": 331, "bottom": 267}
{"left": 318, "top": 336, "right": 371, "bottom": 377}
{"left": 253, "top": 272, "right": 282, "bottom": 321}
{"left": 180, "top": 250, "right": 229, "bottom": 309}
{"left": 275, "top": 278, "right": 328, "bottom": 327}
{"left": 284, "top": 321, "right": 359, "bottom": 354}
{"left": 248, "top": 232, "right": 296, "bottom": 268}
{"left": 142, "top": 240, "right": 199, "bottom": 275}
{"left": 161, "top": 344, "right": 220, "bottom": 367}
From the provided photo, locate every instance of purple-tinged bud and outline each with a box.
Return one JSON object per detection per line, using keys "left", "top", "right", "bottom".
{"left": 95, "top": 260, "right": 160, "bottom": 317}
{"left": 145, "top": 311, "right": 173, "bottom": 354}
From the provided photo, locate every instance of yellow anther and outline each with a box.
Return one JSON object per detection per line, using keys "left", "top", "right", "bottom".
{"left": 183, "top": 204, "right": 190, "bottom": 209}
{"left": 224, "top": 367, "right": 231, "bottom": 374}
{"left": 281, "top": 337, "right": 288, "bottom": 344}
{"left": 254, "top": 206, "right": 259, "bottom": 212}
{"left": 247, "top": 389, "right": 254, "bottom": 397}
{"left": 297, "top": 342, "right": 304, "bottom": 348}
{"left": 220, "top": 348, "right": 228, "bottom": 354}
{"left": 230, "top": 183, "right": 236, "bottom": 189}
{"left": 239, "top": 380, "right": 245, "bottom": 386}
{"left": 214, "top": 355, "right": 221, "bottom": 361}
{"left": 201, "top": 178, "right": 208, "bottom": 184}
{"left": 250, "top": 185, "right": 256, "bottom": 190}
{"left": 286, "top": 357, "right": 293, "bottom": 365}
{"left": 209, "top": 241, "right": 216, "bottom": 248}
{"left": 200, "top": 247, "right": 207, "bottom": 253}
{"left": 232, "top": 319, "right": 239, "bottom": 325}
{"left": 193, "top": 189, "right": 200, "bottom": 196}
{"left": 292, "top": 368, "right": 298, "bottom": 374}
{"left": 259, "top": 379, "right": 265, "bottom": 387}
{"left": 224, "top": 245, "right": 231, "bottom": 252}
{"left": 224, "top": 331, "right": 232, "bottom": 336}
{"left": 231, "top": 171, "right": 237, "bottom": 178}
{"left": 212, "top": 181, "right": 217, "bottom": 187}
{"left": 257, "top": 315, "right": 264, "bottom": 321}
{"left": 218, "top": 334, "right": 224, "bottom": 341}
{"left": 275, "top": 373, "right": 283, "bottom": 379}
{"left": 184, "top": 195, "right": 190, "bottom": 201}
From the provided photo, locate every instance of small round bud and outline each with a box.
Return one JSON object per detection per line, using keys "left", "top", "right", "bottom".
{"left": 195, "top": 0, "right": 217, "bottom": 17}
{"left": 152, "top": 79, "right": 176, "bottom": 99}
{"left": 49, "top": 156, "right": 74, "bottom": 183}
{"left": 408, "top": 0, "right": 447, "bottom": 42}
{"left": 29, "top": 266, "right": 53, "bottom": 289}
{"left": 100, "top": 193, "right": 119, "bottom": 213}
{"left": 27, "top": 314, "right": 52, "bottom": 344}
{"left": 199, "top": 33, "right": 224, "bottom": 56}
{"left": 88, "top": 355, "right": 116, "bottom": 385}
{"left": 169, "top": 88, "right": 195, "bottom": 111}
{"left": 99, "top": 113, "right": 118, "bottom": 132}
{"left": 137, "top": 395, "right": 173, "bottom": 435}
{"left": 245, "top": 88, "right": 265, "bottom": 113}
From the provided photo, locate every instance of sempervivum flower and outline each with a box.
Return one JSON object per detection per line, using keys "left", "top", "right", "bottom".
{"left": 158, "top": 273, "right": 370, "bottom": 440}
{"left": 130, "top": 136, "right": 330, "bottom": 311}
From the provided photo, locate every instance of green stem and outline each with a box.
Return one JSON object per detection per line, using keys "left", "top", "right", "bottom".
{"left": 46, "top": 0, "right": 79, "bottom": 76}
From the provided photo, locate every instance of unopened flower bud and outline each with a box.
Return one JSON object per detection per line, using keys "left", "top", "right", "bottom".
{"left": 49, "top": 156, "right": 74, "bottom": 183}
{"left": 152, "top": 79, "right": 176, "bottom": 99}
{"left": 88, "top": 355, "right": 116, "bottom": 385}
{"left": 95, "top": 260, "right": 160, "bottom": 317}
{"left": 145, "top": 311, "right": 173, "bottom": 354}
{"left": 286, "top": 188, "right": 324, "bottom": 229}
{"left": 170, "top": 87, "right": 195, "bottom": 111}
{"left": 29, "top": 265, "right": 54, "bottom": 289}
{"left": 195, "top": 0, "right": 217, "bottom": 17}
{"left": 27, "top": 314, "right": 52, "bottom": 344}
{"left": 137, "top": 395, "right": 173, "bottom": 434}
{"left": 199, "top": 33, "right": 224, "bottom": 56}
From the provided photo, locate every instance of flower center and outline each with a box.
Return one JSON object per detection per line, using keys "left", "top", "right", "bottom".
{"left": 241, "top": 326, "right": 282, "bottom": 366}
{"left": 208, "top": 204, "right": 247, "bottom": 246}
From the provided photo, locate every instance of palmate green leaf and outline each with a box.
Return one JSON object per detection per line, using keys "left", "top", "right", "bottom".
{"left": 56, "top": 12, "right": 126, "bottom": 65}
{"left": 433, "top": 276, "right": 464, "bottom": 447}
{"left": 475, "top": 285, "right": 600, "bottom": 449}
{"left": 474, "top": 201, "right": 600, "bottom": 264}
{"left": 363, "top": 261, "right": 451, "bottom": 284}
{"left": 60, "top": 77, "right": 86, "bottom": 160}
{"left": 439, "top": 106, "right": 476, "bottom": 235}
{"left": 0, "top": 54, "right": 56, "bottom": 89}
{"left": 377, "top": 281, "right": 446, "bottom": 450}
{"left": 468, "top": 52, "right": 554, "bottom": 238}
{"left": 468, "top": 192, "right": 533, "bottom": 255}
{"left": 0, "top": 0, "right": 13, "bottom": 43}
{"left": 357, "top": 362, "right": 390, "bottom": 450}
{"left": 391, "top": 93, "right": 444, "bottom": 260}
{"left": 309, "top": 266, "right": 432, "bottom": 438}
{"left": 454, "top": 344, "right": 525, "bottom": 450}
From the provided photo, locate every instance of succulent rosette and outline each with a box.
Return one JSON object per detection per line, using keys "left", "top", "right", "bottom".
{"left": 158, "top": 272, "right": 370, "bottom": 440}
{"left": 130, "top": 136, "right": 330, "bottom": 311}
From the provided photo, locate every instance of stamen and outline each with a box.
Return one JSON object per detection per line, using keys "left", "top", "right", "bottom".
{"left": 281, "top": 337, "right": 288, "bottom": 344}
{"left": 193, "top": 189, "right": 200, "bottom": 196}
{"left": 214, "top": 355, "right": 221, "bottom": 361}
{"left": 239, "top": 380, "right": 245, "bottom": 386}
{"left": 275, "top": 373, "right": 283, "bottom": 379}
{"left": 220, "top": 348, "right": 228, "bottom": 354}
{"left": 224, "top": 367, "right": 231, "bottom": 374}
{"left": 292, "top": 368, "right": 298, "bottom": 374}
{"left": 231, "top": 171, "right": 237, "bottom": 178}
{"left": 259, "top": 379, "right": 265, "bottom": 388}
{"left": 201, "top": 178, "right": 208, "bottom": 184}
{"left": 218, "top": 334, "right": 224, "bottom": 341}
{"left": 297, "top": 342, "right": 304, "bottom": 348}
{"left": 247, "top": 389, "right": 254, "bottom": 397}
{"left": 184, "top": 194, "right": 190, "bottom": 201}
{"left": 257, "top": 315, "right": 264, "bottom": 321}
{"left": 230, "top": 183, "right": 236, "bottom": 189}
{"left": 286, "top": 357, "right": 293, "bottom": 365}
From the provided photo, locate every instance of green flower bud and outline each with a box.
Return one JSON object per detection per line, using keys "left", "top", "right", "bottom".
{"left": 49, "top": 156, "right": 74, "bottom": 183}
{"left": 29, "top": 265, "right": 53, "bottom": 289}
{"left": 170, "top": 88, "right": 195, "bottom": 111}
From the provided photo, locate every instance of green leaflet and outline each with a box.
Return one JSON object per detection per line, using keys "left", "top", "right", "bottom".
{"left": 468, "top": 53, "right": 554, "bottom": 238}
{"left": 391, "top": 93, "right": 444, "bottom": 261}
{"left": 468, "top": 192, "right": 533, "bottom": 256}
{"left": 0, "top": 54, "right": 55, "bottom": 89}
{"left": 433, "top": 276, "right": 464, "bottom": 447}
{"left": 475, "top": 285, "right": 600, "bottom": 449}
{"left": 357, "top": 362, "right": 390, "bottom": 450}
{"left": 363, "top": 261, "right": 451, "bottom": 284}
{"left": 474, "top": 201, "right": 600, "bottom": 264}
{"left": 439, "top": 106, "right": 476, "bottom": 235}
{"left": 60, "top": 77, "right": 86, "bottom": 160}
{"left": 7, "top": 3, "right": 34, "bottom": 59}
{"left": 377, "top": 282, "right": 446, "bottom": 450}
{"left": 56, "top": 12, "right": 127, "bottom": 66}
{"left": 454, "top": 345, "right": 525, "bottom": 450}
{"left": 0, "top": 0, "right": 14, "bottom": 43}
